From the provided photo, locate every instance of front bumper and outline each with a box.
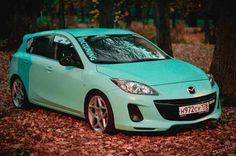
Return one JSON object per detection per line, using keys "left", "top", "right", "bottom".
{"left": 106, "top": 80, "right": 222, "bottom": 132}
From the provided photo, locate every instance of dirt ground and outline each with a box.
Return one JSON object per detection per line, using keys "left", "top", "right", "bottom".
{"left": 0, "top": 44, "right": 235, "bottom": 155}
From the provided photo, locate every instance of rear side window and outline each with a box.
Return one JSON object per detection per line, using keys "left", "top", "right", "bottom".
{"left": 27, "top": 36, "right": 54, "bottom": 59}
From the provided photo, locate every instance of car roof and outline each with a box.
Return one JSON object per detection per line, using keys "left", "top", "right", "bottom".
{"left": 27, "top": 28, "right": 135, "bottom": 38}
{"left": 62, "top": 28, "right": 135, "bottom": 37}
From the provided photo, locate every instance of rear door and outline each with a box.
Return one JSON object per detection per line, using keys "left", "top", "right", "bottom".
{"left": 27, "top": 35, "right": 57, "bottom": 105}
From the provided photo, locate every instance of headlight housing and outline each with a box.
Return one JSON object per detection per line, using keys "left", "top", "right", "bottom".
{"left": 208, "top": 74, "right": 215, "bottom": 87}
{"left": 111, "top": 78, "right": 158, "bottom": 95}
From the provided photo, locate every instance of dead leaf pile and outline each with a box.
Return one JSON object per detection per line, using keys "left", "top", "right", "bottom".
{"left": 0, "top": 45, "right": 235, "bottom": 155}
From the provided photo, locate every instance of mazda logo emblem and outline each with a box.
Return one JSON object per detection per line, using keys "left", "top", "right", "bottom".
{"left": 188, "top": 86, "right": 196, "bottom": 94}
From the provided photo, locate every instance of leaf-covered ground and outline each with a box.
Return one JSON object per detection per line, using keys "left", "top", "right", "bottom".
{"left": 0, "top": 44, "right": 236, "bottom": 155}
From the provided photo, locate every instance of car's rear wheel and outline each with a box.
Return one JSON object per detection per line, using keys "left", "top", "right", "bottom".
{"left": 11, "top": 77, "right": 29, "bottom": 108}
{"left": 85, "top": 91, "right": 115, "bottom": 134}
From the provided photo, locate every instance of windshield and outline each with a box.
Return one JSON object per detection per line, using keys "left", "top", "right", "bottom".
{"left": 77, "top": 34, "right": 169, "bottom": 64}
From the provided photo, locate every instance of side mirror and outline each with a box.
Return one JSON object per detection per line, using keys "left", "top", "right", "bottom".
{"left": 59, "top": 55, "right": 84, "bottom": 69}
{"left": 59, "top": 56, "right": 77, "bottom": 67}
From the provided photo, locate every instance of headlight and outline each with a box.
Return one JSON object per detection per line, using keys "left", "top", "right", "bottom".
{"left": 208, "top": 74, "right": 215, "bottom": 87}
{"left": 111, "top": 78, "right": 158, "bottom": 95}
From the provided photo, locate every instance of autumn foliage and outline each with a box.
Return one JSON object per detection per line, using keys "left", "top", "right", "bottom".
{"left": 0, "top": 42, "right": 235, "bottom": 155}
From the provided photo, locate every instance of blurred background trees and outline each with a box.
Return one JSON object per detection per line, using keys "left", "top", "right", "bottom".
{"left": 0, "top": 0, "right": 218, "bottom": 54}
{"left": 0, "top": 0, "right": 212, "bottom": 41}
{"left": 0, "top": 0, "right": 235, "bottom": 101}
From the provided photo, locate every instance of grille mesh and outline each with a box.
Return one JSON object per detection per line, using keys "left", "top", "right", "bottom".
{"left": 154, "top": 93, "right": 217, "bottom": 121}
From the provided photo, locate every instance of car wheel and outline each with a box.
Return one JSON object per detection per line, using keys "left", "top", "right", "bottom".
{"left": 85, "top": 91, "right": 115, "bottom": 134}
{"left": 11, "top": 77, "right": 29, "bottom": 108}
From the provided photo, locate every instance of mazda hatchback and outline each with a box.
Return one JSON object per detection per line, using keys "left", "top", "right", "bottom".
{"left": 9, "top": 28, "right": 221, "bottom": 133}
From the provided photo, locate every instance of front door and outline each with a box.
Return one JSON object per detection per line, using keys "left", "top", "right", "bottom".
{"left": 46, "top": 35, "right": 84, "bottom": 113}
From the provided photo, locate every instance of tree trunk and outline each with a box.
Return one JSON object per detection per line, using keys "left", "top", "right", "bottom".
{"left": 209, "top": 21, "right": 216, "bottom": 44}
{"left": 134, "top": 0, "right": 142, "bottom": 21}
{"left": 145, "top": 0, "right": 152, "bottom": 24}
{"left": 124, "top": 0, "right": 132, "bottom": 26}
{"left": 202, "top": 0, "right": 213, "bottom": 44}
{"left": 171, "top": 11, "right": 176, "bottom": 28}
{"left": 203, "top": 16, "right": 210, "bottom": 44}
{"left": 99, "top": 0, "right": 114, "bottom": 28}
{"left": 59, "top": 0, "right": 65, "bottom": 28}
{"left": 154, "top": 0, "right": 173, "bottom": 56}
{"left": 210, "top": 1, "right": 236, "bottom": 101}
{"left": 79, "top": 0, "right": 85, "bottom": 22}
{"left": 188, "top": 13, "right": 197, "bottom": 27}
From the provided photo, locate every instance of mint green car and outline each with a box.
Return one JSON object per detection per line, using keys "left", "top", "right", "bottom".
{"left": 9, "top": 28, "right": 221, "bottom": 133}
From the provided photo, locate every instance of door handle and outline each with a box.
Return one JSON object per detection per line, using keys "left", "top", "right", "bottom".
{"left": 45, "top": 66, "right": 53, "bottom": 72}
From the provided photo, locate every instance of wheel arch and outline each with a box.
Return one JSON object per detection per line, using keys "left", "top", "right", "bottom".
{"left": 84, "top": 89, "right": 113, "bottom": 116}
{"left": 10, "top": 74, "right": 30, "bottom": 108}
{"left": 84, "top": 89, "right": 103, "bottom": 113}
{"left": 10, "top": 74, "right": 29, "bottom": 98}
{"left": 10, "top": 74, "right": 21, "bottom": 88}
{"left": 84, "top": 88, "right": 116, "bottom": 133}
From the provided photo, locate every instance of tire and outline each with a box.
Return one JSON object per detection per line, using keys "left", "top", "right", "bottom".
{"left": 85, "top": 91, "right": 115, "bottom": 134}
{"left": 10, "top": 77, "right": 29, "bottom": 109}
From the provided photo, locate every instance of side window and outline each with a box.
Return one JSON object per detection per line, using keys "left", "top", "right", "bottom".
{"left": 53, "top": 35, "right": 80, "bottom": 62}
{"left": 27, "top": 36, "right": 54, "bottom": 59}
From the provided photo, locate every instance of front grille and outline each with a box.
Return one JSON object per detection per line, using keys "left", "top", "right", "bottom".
{"left": 154, "top": 93, "right": 216, "bottom": 121}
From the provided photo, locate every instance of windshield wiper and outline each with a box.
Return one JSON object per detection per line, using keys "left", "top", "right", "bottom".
{"left": 92, "top": 58, "right": 167, "bottom": 64}
{"left": 132, "top": 58, "right": 165, "bottom": 62}
{"left": 93, "top": 60, "right": 130, "bottom": 64}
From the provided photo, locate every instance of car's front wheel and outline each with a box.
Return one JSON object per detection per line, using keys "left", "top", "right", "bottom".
{"left": 85, "top": 91, "right": 115, "bottom": 134}
{"left": 10, "top": 77, "right": 29, "bottom": 108}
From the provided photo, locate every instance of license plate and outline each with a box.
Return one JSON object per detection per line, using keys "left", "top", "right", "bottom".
{"left": 179, "top": 99, "right": 215, "bottom": 117}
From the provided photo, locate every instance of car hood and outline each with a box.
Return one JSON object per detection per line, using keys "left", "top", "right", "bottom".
{"left": 96, "top": 58, "right": 208, "bottom": 86}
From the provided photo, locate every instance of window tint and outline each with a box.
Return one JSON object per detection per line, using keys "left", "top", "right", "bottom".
{"left": 53, "top": 35, "right": 78, "bottom": 61}
{"left": 27, "top": 36, "right": 54, "bottom": 59}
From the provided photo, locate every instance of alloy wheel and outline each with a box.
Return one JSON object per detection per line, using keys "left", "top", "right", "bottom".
{"left": 11, "top": 79, "right": 25, "bottom": 108}
{"left": 88, "top": 95, "right": 109, "bottom": 132}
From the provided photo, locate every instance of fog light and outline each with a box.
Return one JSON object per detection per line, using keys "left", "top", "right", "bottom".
{"left": 128, "top": 104, "right": 143, "bottom": 122}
